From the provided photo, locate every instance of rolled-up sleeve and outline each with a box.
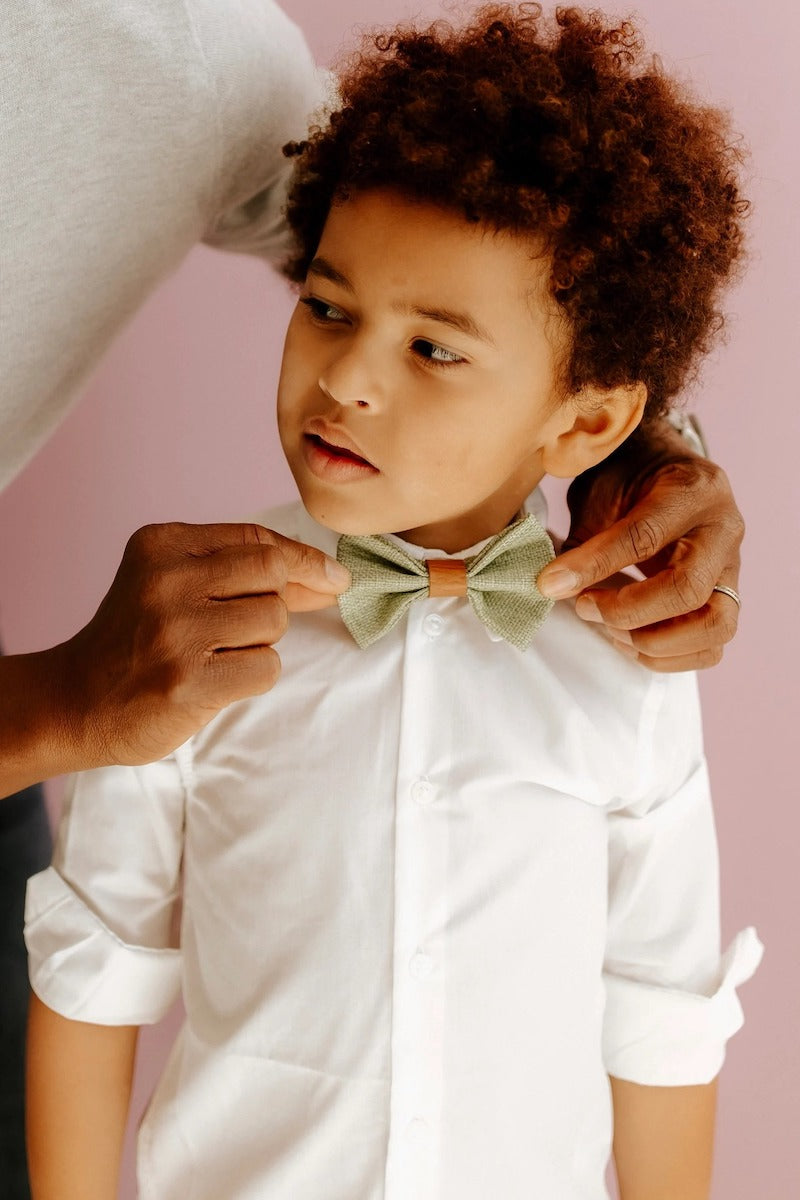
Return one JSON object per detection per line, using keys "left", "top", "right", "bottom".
{"left": 602, "top": 673, "right": 763, "bottom": 1085}
{"left": 25, "top": 753, "right": 187, "bottom": 1026}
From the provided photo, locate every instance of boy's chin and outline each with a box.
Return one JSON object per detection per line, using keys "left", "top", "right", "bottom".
{"left": 299, "top": 496, "right": 389, "bottom": 538}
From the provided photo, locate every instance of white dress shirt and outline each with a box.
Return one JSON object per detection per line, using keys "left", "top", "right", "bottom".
{"left": 25, "top": 494, "right": 761, "bottom": 1200}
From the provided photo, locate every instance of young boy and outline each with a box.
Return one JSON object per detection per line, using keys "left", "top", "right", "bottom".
{"left": 25, "top": 7, "right": 761, "bottom": 1198}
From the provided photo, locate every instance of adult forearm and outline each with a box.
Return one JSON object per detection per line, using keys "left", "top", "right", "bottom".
{"left": 610, "top": 1075, "right": 717, "bottom": 1200}
{"left": 27, "top": 992, "right": 138, "bottom": 1200}
{"left": 0, "top": 645, "right": 83, "bottom": 799}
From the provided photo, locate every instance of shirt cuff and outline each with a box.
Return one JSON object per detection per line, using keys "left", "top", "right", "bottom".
{"left": 25, "top": 867, "right": 181, "bottom": 1026}
{"left": 602, "top": 926, "right": 763, "bottom": 1085}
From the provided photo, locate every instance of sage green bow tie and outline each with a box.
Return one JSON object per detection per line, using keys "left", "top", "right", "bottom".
{"left": 337, "top": 513, "right": 555, "bottom": 650}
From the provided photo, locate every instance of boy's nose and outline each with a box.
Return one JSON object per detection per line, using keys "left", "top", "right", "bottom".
{"left": 318, "top": 375, "right": 369, "bottom": 409}
{"left": 318, "top": 347, "right": 383, "bottom": 411}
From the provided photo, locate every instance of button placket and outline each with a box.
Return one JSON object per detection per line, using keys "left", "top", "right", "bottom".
{"left": 384, "top": 616, "right": 448, "bottom": 1200}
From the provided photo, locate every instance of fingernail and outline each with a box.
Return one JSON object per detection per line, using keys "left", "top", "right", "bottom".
{"left": 575, "top": 595, "right": 602, "bottom": 623}
{"left": 607, "top": 627, "right": 633, "bottom": 645}
{"left": 538, "top": 567, "right": 581, "bottom": 599}
{"left": 326, "top": 558, "right": 352, "bottom": 588}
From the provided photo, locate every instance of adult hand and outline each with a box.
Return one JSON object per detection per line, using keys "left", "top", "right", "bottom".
{"left": 0, "top": 523, "right": 350, "bottom": 796}
{"left": 537, "top": 420, "right": 744, "bottom": 672}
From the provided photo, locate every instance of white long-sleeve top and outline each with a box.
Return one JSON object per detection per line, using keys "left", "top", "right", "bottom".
{"left": 0, "top": 0, "right": 325, "bottom": 491}
{"left": 25, "top": 495, "right": 761, "bottom": 1200}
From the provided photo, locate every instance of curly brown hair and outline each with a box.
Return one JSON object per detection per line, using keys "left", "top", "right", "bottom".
{"left": 283, "top": 4, "right": 748, "bottom": 422}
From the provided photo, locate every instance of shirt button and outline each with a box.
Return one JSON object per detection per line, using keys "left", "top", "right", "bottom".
{"left": 406, "top": 1118, "right": 430, "bottom": 1145}
{"left": 409, "top": 952, "right": 435, "bottom": 981}
{"left": 422, "top": 613, "right": 444, "bottom": 639}
{"left": 411, "top": 778, "right": 435, "bottom": 806}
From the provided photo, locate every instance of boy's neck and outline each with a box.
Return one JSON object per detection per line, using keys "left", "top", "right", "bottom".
{"left": 391, "top": 498, "right": 532, "bottom": 556}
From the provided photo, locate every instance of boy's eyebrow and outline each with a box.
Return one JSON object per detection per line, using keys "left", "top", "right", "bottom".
{"left": 307, "top": 255, "right": 496, "bottom": 348}
{"left": 401, "top": 303, "right": 496, "bottom": 348}
{"left": 307, "top": 256, "right": 353, "bottom": 291}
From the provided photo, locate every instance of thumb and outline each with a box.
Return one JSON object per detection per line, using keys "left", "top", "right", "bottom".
{"left": 538, "top": 519, "right": 638, "bottom": 599}
{"left": 539, "top": 492, "right": 679, "bottom": 599}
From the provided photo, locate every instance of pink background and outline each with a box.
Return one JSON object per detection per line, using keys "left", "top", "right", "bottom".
{"left": 1, "top": 1, "right": 797, "bottom": 1195}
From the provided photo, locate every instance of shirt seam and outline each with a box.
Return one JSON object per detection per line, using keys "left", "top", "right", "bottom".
{"left": 632, "top": 671, "right": 669, "bottom": 799}
{"left": 34, "top": 876, "right": 181, "bottom": 957}
{"left": 204, "top": 1045, "right": 387, "bottom": 1087}
{"left": 178, "top": 0, "right": 225, "bottom": 221}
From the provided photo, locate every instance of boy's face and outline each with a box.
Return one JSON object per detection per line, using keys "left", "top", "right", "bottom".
{"left": 277, "top": 189, "right": 573, "bottom": 552}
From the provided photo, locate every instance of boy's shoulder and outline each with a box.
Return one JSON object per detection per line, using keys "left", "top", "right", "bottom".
{"left": 530, "top": 601, "right": 705, "bottom": 806}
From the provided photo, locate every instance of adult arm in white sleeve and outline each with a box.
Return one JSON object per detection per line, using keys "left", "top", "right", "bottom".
{"left": 0, "top": 0, "right": 324, "bottom": 490}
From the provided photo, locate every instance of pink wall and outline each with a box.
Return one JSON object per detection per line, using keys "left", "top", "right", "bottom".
{"left": 1, "top": 1, "right": 797, "bottom": 1195}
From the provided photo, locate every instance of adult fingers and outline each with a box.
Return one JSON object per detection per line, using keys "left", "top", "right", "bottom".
{"left": 203, "top": 594, "right": 289, "bottom": 650}
{"left": 608, "top": 640, "right": 727, "bottom": 674}
{"left": 140, "top": 523, "right": 350, "bottom": 598}
{"left": 283, "top": 582, "right": 343, "bottom": 612}
{"left": 573, "top": 565, "right": 708, "bottom": 630}
{"left": 265, "top": 530, "right": 351, "bottom": 595}
{"left": 601, "top": 590, "right": 741, "bottom": 659}
{"left": 569, "top": 523, "right": 740, "bottom": 630}
{"left": 205, "top": 644, "right": 284, "bottom": 703}
{"left": 196, "top": 543, "right": 290, "bottom": 599}
{"left": 134, "top": 520, "right": 282, "bottom": 558}
{"left": 538, "top": 459, "right": 743, "bottom": 601}
{"left": 57, "top": 524, "right": 300, "bottom": 769}
{"left": 539, "top": 496, "right": 696, "bottom": 601}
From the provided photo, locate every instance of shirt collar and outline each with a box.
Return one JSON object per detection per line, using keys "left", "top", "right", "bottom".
{"left": 298, "top": 488, "right": 550, "bottom": 561}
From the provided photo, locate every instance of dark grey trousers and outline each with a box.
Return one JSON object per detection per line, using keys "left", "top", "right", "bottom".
{"left": 0, "top": 784, "right": 52, "bottom": 1200}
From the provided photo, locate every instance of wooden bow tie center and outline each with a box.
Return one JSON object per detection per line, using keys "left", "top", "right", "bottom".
{"left": 426, "top": 558, "right": 468, "bottom": 598}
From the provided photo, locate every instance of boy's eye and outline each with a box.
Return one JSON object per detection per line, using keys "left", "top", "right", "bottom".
{"left": 299, "top": 296, "right": 348, "bottom": 324}
{"left": 412, "top": 339, "right": 465, "bottom": 366}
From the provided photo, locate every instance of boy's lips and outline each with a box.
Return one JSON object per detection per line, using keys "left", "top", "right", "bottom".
{"left": 301, "top": 420, "right": 379, "bottom": 481}
{"left": 304, "top": 419, "right": 374, "bottom": 465}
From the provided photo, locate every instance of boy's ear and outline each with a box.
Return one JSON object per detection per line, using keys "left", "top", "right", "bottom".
{"left": 542, "top": 381, "right": 648, "bottom": 478}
